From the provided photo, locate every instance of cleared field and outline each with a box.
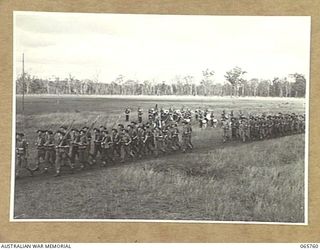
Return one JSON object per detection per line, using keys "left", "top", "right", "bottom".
{"left": 13, "top": 96, "right": 306, "bottom": 222}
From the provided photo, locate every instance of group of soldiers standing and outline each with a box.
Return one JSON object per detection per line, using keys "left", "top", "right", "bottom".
{"left": 15, "top": 106, "right": 193, "bottom": 178}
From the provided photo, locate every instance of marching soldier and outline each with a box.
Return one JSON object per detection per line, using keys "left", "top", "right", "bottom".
{"left": 274, "top": 115, "right": 280, "bottom": 137}
{"left": 138, "top": 107, "right": 143, "bottom": 123}
{"left": 101, "top": 129, "right": 114, "bottom": 166}
{"left": 82, "top": 126, "right": 92, "bottom": 154}
{"left": 254, "top": 118, "right": 260, "bottom": 140}
{"left": 136, "top": 125, "right": 146, "bottom": 158}
{"left": 69, "top": 128, "right": 80, "bottom": 169}
{"left": 221, "top": 116, "right": 230, "bottom": 143}
{"left": 125, "top": 107, "right": 131, "bottom": 122}
{"left": 55, "top": 130, "right": 72, "bottom": 177}
{"left": 34, "top": 129, "right": 46, "bottom": 172}
{"left": 77, "top": 129, "right": 89, "bottom": 169}
{"left": 187, "top": 121, "right": 193, "bottom": 149}
{"left": 143, "top": 124, "right": 154, "bottom": 156}
{"left": 181, "top": 121, "right": 192, "bottom": 152}
{"left": 239, "top": 118, "right": 246, "bottom": 142}
{"left": 210, "top": 111, "right": 215, "bottom": 127}
{"left": 231, "top": 117, "right": 238, "bottom": 140}
{"left": 111, "top": 128, "right": 121, "bottom": 158}
{"left": 198, "top": 110, "right": 203, "bottom": 128}
{"left": 267, "top": 116, "right": 274, "bottom": 138}
{"left": 127, "top": 124, "right": 138, "bottom": 155}
{"left": 91, "top": 128, "right": 102, "bottom": 163}
{"left": 171, "top": 123, "right": 181, "bottom": 150}
{"left": 153, "top": 127, "right": 165, "bottom": 156}
{"left": 59, "top": 125, "right": 72, "bottom": 144}
{"left": 164, "top": 126, "right": 175, "bottom": 152}
{"left": 120, "top": 129, "right": 134, "bottom": 162}
{"left": 44, "top": 130, "right": 56, "bottom": 172}
{"left": 15, "top": 132, "right": 31, "bottom": 177}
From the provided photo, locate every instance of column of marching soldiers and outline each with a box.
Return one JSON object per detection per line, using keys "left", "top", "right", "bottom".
{"left": 15, "top": 105, "right": 305, "bottom": 178}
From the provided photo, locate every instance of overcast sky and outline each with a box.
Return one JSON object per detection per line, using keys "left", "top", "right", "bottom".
{"left": 14, "top": 11, "right": 310, "bottom": 84}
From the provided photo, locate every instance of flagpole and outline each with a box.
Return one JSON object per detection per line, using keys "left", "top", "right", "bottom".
{"left": 22, "top": 53, "right": 25, "bottom": 112}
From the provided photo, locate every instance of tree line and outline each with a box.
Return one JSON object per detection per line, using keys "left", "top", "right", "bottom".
{"left": 16, "top": 67, "right": 306, "bottom": 97}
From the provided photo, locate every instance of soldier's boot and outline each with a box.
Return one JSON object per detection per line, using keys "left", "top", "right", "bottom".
{"left": 54, "top": 170, "right": 60, "bottom": 177}
{"left": 87, "top": 154, "right": 94, "bottom": 166}
{"left": 107, "top": 156, "right": 114, "bottom": 163}
{"left": 68, "top": 163, "right": 74, "bottom": 173}
{"left": 26, "top": 166, "right": 34, "bottom": 176}
{"left": 33, "top": 162, "right": 40, "bottom": 172}
{"left": 130, "top": 151, "right": 135, "bottom": 158}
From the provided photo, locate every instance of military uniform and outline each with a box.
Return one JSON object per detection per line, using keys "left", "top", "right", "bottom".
{"left": 15, "top": 133, "right": 30, "bottom": 177}
{"left": 77, "top": 130, "right": 89, "bottom": 169}
{"left": 267, "top": 116, "right": 274, "bottom": 138}
{"left": 136, "top": 126, "right": 146, "bottom": 158}
{"left": 143, "top": 126, "right": 154, "bottom": 155}
{"left": 69, "top": 129, "right": 80, "bottom": 169}
{"left": 181, "top": 122, "right": 192, "bottom": 152}
{"left": 128, "top": 125, "right": 138, "bottom": 155}
{"left": 231, "top": 118, "right": 238, "bottom": 140}
{"left": 171, "top": 124, "right": 181, "bottom": 150}
{"left": 138, "top": 107, "right": 143, "bottom": 123}
{"left": 153, "top": 127, "right": 166, "bottom": 156}
{"left": 125, "top": 108, "right": 131, "bottom": 122}
{"left": 92, "top": 128, "right": 102, "bottom": 163}
{"left": 120, "top": 129, "right": 134, "bottom": 162}
{"left": 44, "top": 130, "right": 56, "bottom": 172}
{"left": 221, "top": 118, "right": 230, "bottom": 142}
{"left": 239, "top": 119, "right": 246, "bottom": 142}
{"left": 112, "top": 129, "right": 121, "bottom": 158}
{"left": 55, "top": 131, "right": 72, "bottom": 177}
{"left": 35, "top": 130, "right": 46, "bottom": 171}
{"left": 101, "top": 130, "right": 114, "bottom": 166}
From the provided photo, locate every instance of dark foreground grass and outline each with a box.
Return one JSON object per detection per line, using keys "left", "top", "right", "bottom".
{"left": 14, "top": 134, "right": 305, "bottom": 222}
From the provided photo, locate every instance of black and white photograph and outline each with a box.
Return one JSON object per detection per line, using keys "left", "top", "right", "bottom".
{"left": 12, "top": 11, "right": 310, "bottom": 223}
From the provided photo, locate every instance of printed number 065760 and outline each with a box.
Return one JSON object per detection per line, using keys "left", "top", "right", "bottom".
{"left": 300, "top": 244, "right": 319, "bottom": 248}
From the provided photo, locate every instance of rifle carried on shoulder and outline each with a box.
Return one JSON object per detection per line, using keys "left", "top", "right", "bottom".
{"left": 109, "top": 114, "right": 122, "bottom": 130}
{"left": 84, "top": 115, "right": 100, "bottom": 138}
{"left": 58, "top": 119, "right": 75, "bottom": 147}
{"left": 49, "top": 120, "right": 67, "bottom": 135}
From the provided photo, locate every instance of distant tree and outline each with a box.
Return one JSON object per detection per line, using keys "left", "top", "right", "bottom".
{"left": 249, "top": 78, "right": 259, "bottom": 97}
{"left": 290, "top": 73, "right": 306, "bottom": 97}
{"left": 201, "top": 69, "right": 215, "bottom": 96}
{"left": 224, "top": 66, "right": 247, "bottom": 97}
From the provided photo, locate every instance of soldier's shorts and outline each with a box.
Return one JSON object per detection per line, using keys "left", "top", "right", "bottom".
{"left": 37, "top": 149, "right": 46, "bottom": 160}
{"left": 45, "top": 150, "right": 55, "bottom": 164}
{"left": 78, "top": 149, "right": 88, "bottom": 164}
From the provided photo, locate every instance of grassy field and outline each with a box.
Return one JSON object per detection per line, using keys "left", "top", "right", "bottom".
{"left": 13, "top": 96, "right": 306, "bottom": 222}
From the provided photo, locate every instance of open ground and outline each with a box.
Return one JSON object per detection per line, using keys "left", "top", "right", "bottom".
{"left": 13, "top": 96, "right": 306, "bottom": 222}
